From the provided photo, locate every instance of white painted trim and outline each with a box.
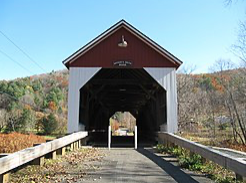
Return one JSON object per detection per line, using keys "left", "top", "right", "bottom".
{"left": 67, "top": 67, "right": 101, "bottom": 133}
{"left": 63, "top": 25, "right": 122, "bottom": 65}
{"left": 122, "top": 25, "right": 182, "bottom": 66}
{"left": 135, "top": 126, "right": 137, "bottom": 149}
{"left": 63, "top": 20, "right": 182, "bottom": 66}
{"left": 108, "top": 126, "right": 111, "bottom": 150}
{"left": 144, "top": 67, "right": 178, "bottom": 133}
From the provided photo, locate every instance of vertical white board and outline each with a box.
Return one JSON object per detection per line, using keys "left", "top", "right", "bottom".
{"left": 144, "top": 67, "right": 178, "bottom": 133}
{"left": 67, "top": 67, "right": 101, "bottom": 133}
{"left": 108, "top": 126, "right": 111, "bottom": 150}
{"left": 135, "top": 126, "right": 137, "bottom": 149}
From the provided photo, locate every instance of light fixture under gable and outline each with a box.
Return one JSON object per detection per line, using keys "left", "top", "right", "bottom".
{"left": 118, "top": 35, "right": 128, "bottom": 48}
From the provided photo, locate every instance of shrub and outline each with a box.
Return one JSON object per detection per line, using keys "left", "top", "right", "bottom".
{"left": 5, "top": 108, "right": 35, "bottom": 133}
{"left": 218, "top": 123, "right": 228, "bottom": 130}
{"left": 0, "top": 132, "right": 45, "bottom": 153}
{"left": 41, "top": 113, "right": 58, "bottom": 135}
{"left": 157, "top": 144, "right": 239, "bottom": 183}
{"left": 156, "top": 144, "right": 168, "bottom": 153}
{"left": 179, "top": 153, "right": 203, "bottom": 171}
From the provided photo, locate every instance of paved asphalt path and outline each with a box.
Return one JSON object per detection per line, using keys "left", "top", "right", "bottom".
{"left": 81, "top": 148, "right": 213, "bottom": 183}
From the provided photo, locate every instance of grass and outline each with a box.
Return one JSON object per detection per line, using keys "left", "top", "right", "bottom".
{"left": 156, "top": 144, "right": 242, "bottom": 183}
{"left": 41, "top": 135, "right": 58, "bottom": 140}
{"left": 0, "top": 132, "right": 46, "bottom": 153}
{"left": 181, "top": 130, "right": 246, "bottom": 153}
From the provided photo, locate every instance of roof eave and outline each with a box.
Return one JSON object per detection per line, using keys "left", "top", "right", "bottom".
{"left": 63, "top": 20, "right": 127, "bottom": 67}
{"left": 63, "top": 20, "right": 183, "bottom": 69}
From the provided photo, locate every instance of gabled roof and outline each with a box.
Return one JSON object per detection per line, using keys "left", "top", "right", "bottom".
{"left": 63, "top": 19, "right": 182, "bottom": 68}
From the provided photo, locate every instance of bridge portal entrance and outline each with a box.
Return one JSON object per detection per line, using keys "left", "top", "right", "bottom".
{"left": 63, "top": 20, "right": 182, "bottom": 147}
{"left": 78, "top": 68, "right": 167, "bottom": 146}
{"left": 109, "top": 111, "right": 136, "bottom": 148}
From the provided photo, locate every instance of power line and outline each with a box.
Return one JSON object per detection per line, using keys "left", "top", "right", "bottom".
{"left": 0, "top": 30, "right": 47, "bottom": 73}
{"left": 0, "top": 48, "right": 34, "bottom": 75}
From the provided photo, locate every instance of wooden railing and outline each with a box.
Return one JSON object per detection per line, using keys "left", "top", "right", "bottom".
{"left": 0, "top": 132, "right": 88, "bottom": 183}
{"left": 158, "top": 132, "right": 246, "bottom": 181}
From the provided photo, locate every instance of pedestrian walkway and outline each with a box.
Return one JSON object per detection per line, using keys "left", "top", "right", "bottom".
{"left": 82, "top": 148, "right": 213, "bottom": 183}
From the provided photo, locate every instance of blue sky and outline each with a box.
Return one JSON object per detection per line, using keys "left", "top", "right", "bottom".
{"left": 0, "top": 0, "right": 245, "bottom": 80}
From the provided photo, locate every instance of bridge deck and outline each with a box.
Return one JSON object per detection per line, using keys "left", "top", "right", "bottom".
{"left": 83, "top": 148, "right": 213, "bottom": 183}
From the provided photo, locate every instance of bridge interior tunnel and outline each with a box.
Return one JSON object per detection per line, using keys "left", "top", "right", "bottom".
{"left": 79, "top": 68, "right": 166, "bottom": 145}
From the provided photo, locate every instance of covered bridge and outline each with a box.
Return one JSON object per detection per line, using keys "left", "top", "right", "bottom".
{"left": 63, "top": 20, "right": 182, "bottom": 141}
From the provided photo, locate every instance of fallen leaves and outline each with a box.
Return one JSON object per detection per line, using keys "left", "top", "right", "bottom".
{"left": 10, "top": 148, "right": 105, "bottom": 183}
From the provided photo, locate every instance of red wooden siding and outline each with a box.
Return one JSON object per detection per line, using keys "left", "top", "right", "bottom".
{"left": 69, "top": 27, "right": 179, "bottom": 68}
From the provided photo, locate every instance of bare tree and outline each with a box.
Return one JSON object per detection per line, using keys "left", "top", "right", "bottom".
{"left": 0, "top": 109, "right": 7, "bottom": 131}
{"left": 177, "top": 65, "right": 198, "bottom": 132}
{"left": 212, "top": 59, "right": 246, "bottom": 144}
{"left": 224, "top": 0, "right": 244, "bottom": 6}
{"left": 232, "top": 21, "right": 246, "bottom": 67}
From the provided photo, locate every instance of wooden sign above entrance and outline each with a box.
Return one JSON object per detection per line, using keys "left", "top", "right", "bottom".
{"left": 113, "top": 60, "right": 133, "bottom": 67}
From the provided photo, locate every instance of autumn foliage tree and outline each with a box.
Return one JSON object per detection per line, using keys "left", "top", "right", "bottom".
{"left": 41, "top": 113, "right": 58, "bottom": 135}
{"left": 0, "top": 70, "right": 68, "bottom": 134}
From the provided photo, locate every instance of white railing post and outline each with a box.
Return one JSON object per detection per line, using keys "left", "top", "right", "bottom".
{"left": 108, "top": 126, "right": 111, "bottom": 150}
{"left": 135, "top": 126, "right": 137, "bottom": 149}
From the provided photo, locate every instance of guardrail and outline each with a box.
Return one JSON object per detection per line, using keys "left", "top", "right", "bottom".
{"left": 157, "top": 132, "right": 246, "bottom": 181}
{"left": 0, "top": 131, "right": 88, "bottom": 183}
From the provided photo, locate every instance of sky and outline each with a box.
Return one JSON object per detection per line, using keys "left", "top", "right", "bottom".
{"left": 0, "top": 0, "right": 245, "bottom": 80}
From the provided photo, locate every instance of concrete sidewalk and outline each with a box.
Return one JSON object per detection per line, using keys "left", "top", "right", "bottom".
{"left": 81, "top": 148, "right": 213, "bottom": 183}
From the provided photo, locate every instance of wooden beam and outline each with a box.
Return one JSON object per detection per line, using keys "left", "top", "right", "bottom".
{"left": 89, "top": 85, "right": 106, "bottom": 101}
{"left": 0, "top": 172, "right": 9, "bottom": 183}
{"left": 158, "top": 133, "right": 246, "bottom": 179}
{"left": 0, "top": 132, "right": 88, "bottom": 179}
{"left": 138, "top": 84, "right": 156, "bottom": 101}
{"left": 90, "top": 79, "right": 151, "bottom": 85}
{"left": 101, "top": 96, "right": 146, "bottom": 101}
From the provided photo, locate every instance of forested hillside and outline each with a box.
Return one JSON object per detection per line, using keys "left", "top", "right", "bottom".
{"left": 178, "top": 64, "right": 246, "bottom": 146}
{"left": 0, "top": 66, "right": 245, "bottom": 146}
{"left": 0, "top": 70, "right": 69, "bottom": 134}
